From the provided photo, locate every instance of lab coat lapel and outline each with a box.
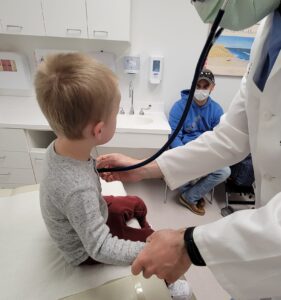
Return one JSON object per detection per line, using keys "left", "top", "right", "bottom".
{"left": 249, "top": 16, "right": 272, "bottom": 81}
{"left": 266, "top": 52, "right": 281, "bottom": 83}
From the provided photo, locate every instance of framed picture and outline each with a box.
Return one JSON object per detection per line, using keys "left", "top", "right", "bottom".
{"left": 206, "top": 23, "right": 260, "bottom": 76}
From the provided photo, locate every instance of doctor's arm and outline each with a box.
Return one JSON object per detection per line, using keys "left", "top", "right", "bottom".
{"left": 132, "top": 193, "right": 281, "bottom": 299}
{"left": 156, "top": 75, "right": 250, "bottom": 190}
{"left": 97, "top": 76, "right": 250, "bottom": 184}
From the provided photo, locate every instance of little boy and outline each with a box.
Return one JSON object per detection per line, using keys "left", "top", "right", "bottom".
{"left": 35, "top": 53, "right": 191, "bottom": 298}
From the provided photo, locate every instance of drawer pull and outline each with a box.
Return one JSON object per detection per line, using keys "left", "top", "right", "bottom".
{"left": 66, "top": 28, "right": 82, "bottom": 36}
{"left": 0, "top": 156, "right": 6, "bottom": 159}
{"left": 93, "top": 30, "right": 108, "bottom": 37}
{"left": 0, "top": 173, "right": 10, "bottom": 176}
{"left": 6, "top": 25, "right": 23, "bottom": 32}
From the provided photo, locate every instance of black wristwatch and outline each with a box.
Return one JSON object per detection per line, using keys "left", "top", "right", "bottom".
{"left": 184, "top": 227, "right": 206, "bottom": 266}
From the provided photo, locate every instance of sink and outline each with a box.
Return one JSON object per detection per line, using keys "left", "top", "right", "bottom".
{"left": 117, "top": 115, "right": 154, "bottom": 127}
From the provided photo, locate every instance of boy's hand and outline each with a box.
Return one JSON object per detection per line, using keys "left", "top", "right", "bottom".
{"left": 96, "top": 153, "right": 144, "bottom": 183}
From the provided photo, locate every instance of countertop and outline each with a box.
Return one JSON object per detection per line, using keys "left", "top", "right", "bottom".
{"left": 0, "top": 96, "right": 171, "bottom": 134}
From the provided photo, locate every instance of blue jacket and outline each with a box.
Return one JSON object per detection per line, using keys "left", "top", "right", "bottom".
{"left": 169, "top": 90, "right": 224, "bottom": 148}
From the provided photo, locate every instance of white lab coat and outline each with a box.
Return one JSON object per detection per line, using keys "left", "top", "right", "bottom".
{"left": 156, "top": 13, "right": 281, "bottom": 300}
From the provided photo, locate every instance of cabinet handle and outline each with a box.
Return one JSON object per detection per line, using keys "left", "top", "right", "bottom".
{"left": 34, "top": 158, "right": 44, "bottom": 161}
{"left": 0, "top": 173, "right": 10, "bottom": 176}
{"left": 6, "top": 25, "right": 23, "bottom": 32}
{"left": 0, "top": 156, "right": 6, "bottom": 160}
{"left": 93, "top": 30, "right": 108, "bottom": 37}
{"left": 66, "top": 28, "right": 82, "bottom": 37}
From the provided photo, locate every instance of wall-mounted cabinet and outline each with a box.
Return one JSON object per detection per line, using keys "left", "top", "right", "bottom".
{"left": 86, "top": 0, "right": 131, "bottom": 41}
{"left": 0, "top": 0, "right": 45, "bottom": 36}
{"left": 0, "top": 0, "right": 131, "bottom": 41}
{"left": 42, "top": 0, "right": 88, "bottom": 39}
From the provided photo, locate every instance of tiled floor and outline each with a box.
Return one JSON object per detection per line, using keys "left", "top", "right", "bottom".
{"left": 123, "top": 179, "right": 231, "bottom": 300}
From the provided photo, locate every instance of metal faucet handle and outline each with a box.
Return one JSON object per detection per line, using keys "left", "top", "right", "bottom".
{"left": 129, "top": 107, "right": 134, "bottom": 115}
{"left": 139, "top": 105, "right": 152, "bottom": 115}
{"left": 119, "top": 107, "right": 125, "bottom": 114}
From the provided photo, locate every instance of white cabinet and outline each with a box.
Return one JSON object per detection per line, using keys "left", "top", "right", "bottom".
{"left": 0, "top": 129, "right": 35, "bottom": 188}
{"left": 0, "top": 0, "right": 131, "bottom": 41}
{"left": 0, "top": 0, "right": 45, "bottom": 36}
{"left": 86, "top": 0, "right": 131, "bottom": 41}
{"left": 0, "top": 129, "right": 28, "bottom": 152}
{"left": 42, "top": 0, "right": 88, "bottom": 38}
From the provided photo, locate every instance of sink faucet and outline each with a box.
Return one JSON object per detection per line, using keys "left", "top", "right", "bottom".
{"left": 139, "top": 104, "right": 152, "bottom": 115}
{"left": 129, "top": 80, "right": 134, "bottom": 115}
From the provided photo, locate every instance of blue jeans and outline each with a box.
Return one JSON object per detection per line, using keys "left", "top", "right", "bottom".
{"left": 180, "top": 167, "right": 231, "bottom": 204}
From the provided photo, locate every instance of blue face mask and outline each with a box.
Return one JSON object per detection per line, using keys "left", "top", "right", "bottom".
{"left": 192, "top": 0, "right": 280, "bottom": 31}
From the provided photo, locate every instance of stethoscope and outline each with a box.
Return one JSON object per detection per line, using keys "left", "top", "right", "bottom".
{"left": 98, "top": 0, "right": 229, "bottom": 173}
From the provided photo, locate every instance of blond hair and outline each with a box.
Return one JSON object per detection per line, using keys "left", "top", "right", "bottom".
{"left": 34, "top": 53, "right": 119, "bottom": 139}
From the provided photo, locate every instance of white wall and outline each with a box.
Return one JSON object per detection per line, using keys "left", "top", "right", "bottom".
{"left": 0, "top": 0, "right": 242, "bottom": 114}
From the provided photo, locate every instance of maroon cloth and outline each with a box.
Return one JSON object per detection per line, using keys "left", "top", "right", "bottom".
{"left": 80, "top": 195, "right": 154, "bottom": 265}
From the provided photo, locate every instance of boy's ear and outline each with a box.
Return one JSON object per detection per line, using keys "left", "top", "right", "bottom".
{"left": 92, "top": 121, "right": 105, "bottom": 140}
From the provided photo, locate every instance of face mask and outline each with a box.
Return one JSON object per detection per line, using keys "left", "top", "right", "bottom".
{"left": 192, "top": 0, "right": 280, "bottom": 31}
{"left": 194, "top": 89, "right": 210, "bottom": 101}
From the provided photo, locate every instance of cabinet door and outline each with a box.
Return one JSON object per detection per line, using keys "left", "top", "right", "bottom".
{"left": 30, "top": 149, "right": 46, "bottom": 183}
{"left": 86, "top": 0, "right": 131, "bottom": 41}
{"left": 42, "top": 0, "right": 88, "bottom": 38}
{"left": 0, "top": 0, "right": 45, "bottom": 36}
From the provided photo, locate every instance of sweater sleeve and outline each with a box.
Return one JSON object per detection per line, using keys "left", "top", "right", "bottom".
{"left": 65, "top": 188, "right": 144, "bottom": 265}
{"left": 168, "top": 101, "right": 185, "bottom": 148}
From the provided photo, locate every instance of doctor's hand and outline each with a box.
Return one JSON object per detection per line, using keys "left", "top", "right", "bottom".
{"left": 96, "top": 153, "right": 143, "bottom": 182}
{"left": 131, "top": 229, "right": 192, "bottom": 283}
{"left": 96, "top": 153, "right": 163, "bottom": 183}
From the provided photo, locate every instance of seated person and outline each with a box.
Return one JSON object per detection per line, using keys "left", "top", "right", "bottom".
{"left": 229, "top": 154, "right": 255, "bottom": 187}
{"left": 34, "top": 53, "right": 191, "bottom": 299}
{"left": 169, "top": 69, "right": 230, "bottom": 216}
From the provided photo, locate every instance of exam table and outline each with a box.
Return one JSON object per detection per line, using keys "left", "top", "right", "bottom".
{"left": 0, "top": 180, "right": 173, "bottom": 300}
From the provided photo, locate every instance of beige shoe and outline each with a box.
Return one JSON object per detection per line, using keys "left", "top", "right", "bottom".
{"left": 179, "top": 196, "right": 205, "bottom": 216}
{"left": 197, "top": 198, "right": 206, "bottom": 208}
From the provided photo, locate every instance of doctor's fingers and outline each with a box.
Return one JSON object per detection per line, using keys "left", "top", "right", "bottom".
{"left": 164, "top": 272, "right": 185, "bottom": 284}
{"left": 146, "top": 232, "right": 157, "bottom": 242}
{"left": 131, "top": 257, "right": 144, "bottom": 275}
{"left": 96, "top": 155, "right": 117, "bottom": 168}
{"left": 131, "top": 251, "right": 154, "bottom": 275}
{"left": 99, "top": 172, "right": 120, "bottom": 182}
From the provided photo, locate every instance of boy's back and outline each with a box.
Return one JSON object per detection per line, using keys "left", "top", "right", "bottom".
{"left": 40, "top": 142, "right": 144, "bottom": 266}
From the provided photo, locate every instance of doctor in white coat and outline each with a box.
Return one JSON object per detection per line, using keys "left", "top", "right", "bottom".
{"left": 97, "top": 1, "right": 281, "bottom": 299}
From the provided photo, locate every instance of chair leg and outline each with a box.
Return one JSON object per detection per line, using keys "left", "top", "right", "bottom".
{"left": 221, "top": 184, "right": 234, "bottom": 217}
{"left": 206, "top": 188, "right": 214, "bottom": 204}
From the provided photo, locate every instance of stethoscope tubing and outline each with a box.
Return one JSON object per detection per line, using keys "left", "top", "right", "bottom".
{"left": 98, "top": 9, "right": 225, "bottom": 173}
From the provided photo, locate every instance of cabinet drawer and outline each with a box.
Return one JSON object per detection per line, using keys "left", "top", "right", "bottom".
{"left": 0, "top": 168, "right": 35, "bottom": 184}
{"left": 0, "top": 129, "right": 28, "bottom": 151}
{"left": 0, "top": 151, "right": 32, "bottom": 169}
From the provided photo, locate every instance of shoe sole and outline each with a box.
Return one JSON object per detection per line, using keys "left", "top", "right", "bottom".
{"left": 179, "top": 196, "right": 205, "bottom": 216}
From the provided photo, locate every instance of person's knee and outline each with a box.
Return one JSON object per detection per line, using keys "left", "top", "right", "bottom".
{"left": 219, "top": 167, "right": 231, "bottom": 180}
{"left": 213, "top": 167, "right": 231, "bottom": 182}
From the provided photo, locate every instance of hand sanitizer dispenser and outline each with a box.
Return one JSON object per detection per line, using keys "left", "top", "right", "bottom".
{"left": 149, "top": 56, "right": 163, "bottom": 84}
